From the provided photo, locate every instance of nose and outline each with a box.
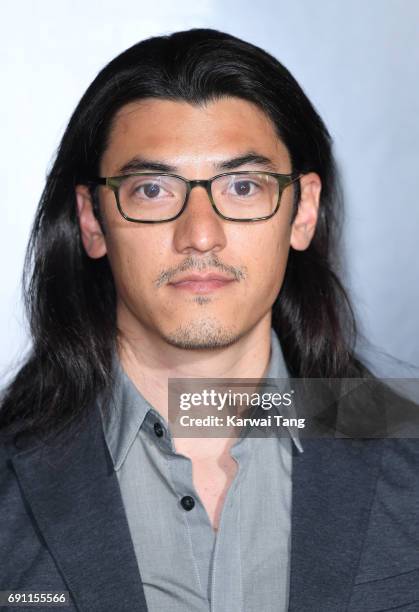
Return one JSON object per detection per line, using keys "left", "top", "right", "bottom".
{"left": 172, "top": 183, "right": 227, "bottom": 255}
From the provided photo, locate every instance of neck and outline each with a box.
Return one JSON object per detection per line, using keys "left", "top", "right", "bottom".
{"left": 117, "top": 313, "right": 273, "bottom": 422}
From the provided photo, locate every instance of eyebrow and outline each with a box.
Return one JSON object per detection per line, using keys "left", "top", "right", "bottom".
{"left": 115, "top": 151, "right": 278, "bottom": 175}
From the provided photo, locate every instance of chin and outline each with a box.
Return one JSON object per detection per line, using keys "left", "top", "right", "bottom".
{"left": 161, "top": 317, "right": 241, "bottom": 350}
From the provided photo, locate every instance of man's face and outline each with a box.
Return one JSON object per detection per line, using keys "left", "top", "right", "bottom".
{"left": 77, "top": 96, "right": 320, "bottom": 349}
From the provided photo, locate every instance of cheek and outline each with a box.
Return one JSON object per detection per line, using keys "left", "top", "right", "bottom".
{"left": 104, "top": 228, "right": 166, "bottom": 301}
{"left": 244, "top": 223, "right": 291, "bottom": 297}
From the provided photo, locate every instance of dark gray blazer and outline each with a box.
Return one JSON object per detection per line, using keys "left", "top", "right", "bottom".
{"left": 1, "top": 400, "right": 419, "bottom": 612}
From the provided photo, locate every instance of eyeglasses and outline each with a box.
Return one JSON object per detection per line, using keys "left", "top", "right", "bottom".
{"left": 88, "top": 171, "right": 302, "bottom": 223}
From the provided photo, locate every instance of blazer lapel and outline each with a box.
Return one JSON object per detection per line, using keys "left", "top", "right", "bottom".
{"left": 11, "top": 405, "right": 148, "bottom": 612}
{"left": 288, "top": 438, "right": 383, "bottom": 611}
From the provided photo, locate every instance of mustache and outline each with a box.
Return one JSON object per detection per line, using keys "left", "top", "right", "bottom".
{"left": 154, "top": 255, "right": 247, "bottom": 288}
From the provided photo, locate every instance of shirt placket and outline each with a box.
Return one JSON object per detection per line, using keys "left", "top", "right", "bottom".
{"left": 145, "top": 411, "right": 216, "bottom": 605}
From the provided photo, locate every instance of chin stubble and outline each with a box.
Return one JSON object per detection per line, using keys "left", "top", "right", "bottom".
{"left": 163, "top": 318, "right": 239, "bottom": 350}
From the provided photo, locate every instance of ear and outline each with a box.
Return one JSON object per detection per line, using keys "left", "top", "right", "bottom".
{"left": 290, "top": 172, "right": 322, "bottom": 251}
{"left": 75, "top": 185, "right": 107, "bottom": 259}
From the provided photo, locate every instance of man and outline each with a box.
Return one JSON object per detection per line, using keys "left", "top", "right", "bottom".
{"left": 1, "top": 28, "right": 419, "bottom": 612}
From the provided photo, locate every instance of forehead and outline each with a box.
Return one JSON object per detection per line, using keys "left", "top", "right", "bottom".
{"left": 100, "top": 96, "right": 291, "bottom": 174}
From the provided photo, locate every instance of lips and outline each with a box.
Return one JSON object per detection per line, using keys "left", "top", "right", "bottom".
{"left": 171, "top": 273, "right": 234, "bottom": 283}
{"left": 168, "top": 273, "right": 236, "bottom": 293}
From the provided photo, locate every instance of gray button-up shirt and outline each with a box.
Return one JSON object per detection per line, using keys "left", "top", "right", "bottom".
{"left": 100, "top": 329, "right": 303, "bottom": 612}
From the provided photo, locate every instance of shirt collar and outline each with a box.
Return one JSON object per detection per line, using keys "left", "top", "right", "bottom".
{"left": 100, "top": 328, "right": 303, "bottom": 470}
{"left": 99, "top": 357, "right": 153, "bottom": 471}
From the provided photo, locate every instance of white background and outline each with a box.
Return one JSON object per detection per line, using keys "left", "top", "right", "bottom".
{"left": 1, "top": 0, "right": 418, "bottom": 384}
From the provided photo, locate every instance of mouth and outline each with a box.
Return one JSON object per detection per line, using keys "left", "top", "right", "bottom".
{"left": 168, "top": 273, "right": 237, "bottom": 294}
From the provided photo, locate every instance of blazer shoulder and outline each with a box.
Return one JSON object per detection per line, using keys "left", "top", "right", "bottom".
{"left": 0, "top": 425, "right": 43, "bottom": 462}
{"left": 335, "top": 376, "right": 419, "bottom": 439}
{"left": 0, "top": 427, "right": 18, "bottom": 463}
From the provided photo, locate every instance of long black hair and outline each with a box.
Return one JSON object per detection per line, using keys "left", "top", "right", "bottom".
{"left": 0, "top": 28, "right": 368, "bottom": 442}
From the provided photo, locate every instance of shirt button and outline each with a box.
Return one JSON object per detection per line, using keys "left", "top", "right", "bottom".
{"left": 180, "top": 495, "right": 195, "bottom": 511}
{"left": 153, "top": 422, "right": 164, "bottom": 437}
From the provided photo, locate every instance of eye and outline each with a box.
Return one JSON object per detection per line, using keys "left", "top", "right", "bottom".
{"left": 126, "top": 178, "right": 174, "bottom": 200}
{"left": 136, "top": 182, "right": 164, "bottom": 198}
{"left": 230, "top": 179, "right": 260, "bottom": 197}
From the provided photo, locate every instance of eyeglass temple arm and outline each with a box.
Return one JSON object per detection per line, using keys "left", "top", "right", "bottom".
{"left": 87, "top": 177, "right": 107, "bottom": 186}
